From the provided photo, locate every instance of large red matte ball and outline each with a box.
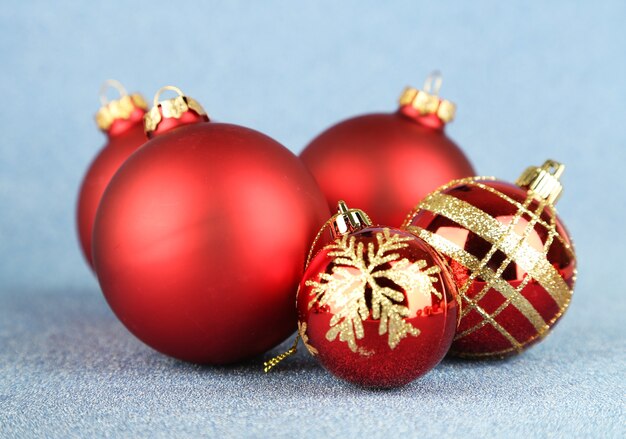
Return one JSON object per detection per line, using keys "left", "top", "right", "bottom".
{"left": 77, "top": 119, "right": 146, "bottom": 269}
{"left": 93, "top": 122, "right": 330, "bottom": 364}
{"left": 300, "top": 112, "right": 475, "bottom": 227}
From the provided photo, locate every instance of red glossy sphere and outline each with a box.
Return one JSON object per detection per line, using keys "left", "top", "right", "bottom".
{"left": 404, "top": 178, "right": 576, "bottom": 358}
{"left": 297, "top": 227, "right": 458, "bottom": 388}
{"left": 93, "top": 121, "right": 330, "bottom": 364}
{"left": 300, "top": 111, "right": 475, "bottom": 227}
{"left": 77, "top": 112, "right": 147, "bottom": 269}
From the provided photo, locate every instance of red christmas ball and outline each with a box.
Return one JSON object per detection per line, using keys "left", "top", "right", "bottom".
{"left": 296, "top": 202, "right": 458, "bottom": 388}
{"left": 300, "top": 74, "right": 474, "bottom": 227}
{"left": 403, "top": 161, "right": 577, "bottom": 358}
{"left": 76, "top": 81, "right": 148, "bottom": 269}
{"left": 92, "top": 86, "right": 330, "bottom": 364}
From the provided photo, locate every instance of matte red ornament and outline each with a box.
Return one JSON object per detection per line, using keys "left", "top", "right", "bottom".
{"left": 76, "top": 80, "right": 148, "bottom": 269}
{"left": 300, "top": 72, "right": 475, "bottom": 227}
{"left": 295, "top": 202, "right": 458, "bottom": 388}
{"left": 92, "top": 86, "right": 329, "bottom": 364}
{"left": 403, "top": 160, "right": 577, "bottom": 358}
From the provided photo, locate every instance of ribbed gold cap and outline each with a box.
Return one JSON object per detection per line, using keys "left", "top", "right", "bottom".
{"left": 516, "top": 160, "right": 565, "bottom": 205}
{"left": 398, "top": 71, "right": 456, "bottom": 123}
{"left": 330, "top": 201, "right": 372, "bottom": 239}
{"left": 143, "top": 85, "right": 207, "bottom": 134}
{"left": 94, "top": 80, "right": 147, "bottom": 131}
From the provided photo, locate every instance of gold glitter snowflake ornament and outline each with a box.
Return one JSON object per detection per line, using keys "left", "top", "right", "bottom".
{"left": 291, "top": 201, "right": 459, "bottom": 388}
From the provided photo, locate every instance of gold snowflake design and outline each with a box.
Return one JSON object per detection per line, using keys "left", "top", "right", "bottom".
{"left": 305, "top": 228, "right": 442, "bottom": 354}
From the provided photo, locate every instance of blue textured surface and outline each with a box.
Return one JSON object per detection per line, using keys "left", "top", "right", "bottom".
{"left": 0, "top": 1, "right": 625, "bottom": 437}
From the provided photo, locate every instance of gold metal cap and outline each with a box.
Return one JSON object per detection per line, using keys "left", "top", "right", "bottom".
{"left": 94, "top": 80, "right": 147, "bottom": 131}
{"left": 398, "top": 71, "right": 456, "bottom": 123}
{"left": 516, "top": 160, "right": 565, "bottom": 205}
{"left": 330, "top": 201, "right": 372, "bottom": 239}
{"left": 144, "top": 85, "right": 208, "bottom": 134}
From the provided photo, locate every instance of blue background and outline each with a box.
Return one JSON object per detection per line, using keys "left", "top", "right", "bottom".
{"left": 0, "top": 1, "right": 624, "bottom": 437}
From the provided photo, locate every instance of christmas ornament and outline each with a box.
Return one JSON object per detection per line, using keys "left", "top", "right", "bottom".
{"left": 76, "top": 80, "right": 148, "bottom": 269}
{"left": 403, "top": 160, "right": 577, "bottom": 358}
{"left": 92, "top": 86, "right": 329, "bottom": 364}
{"left": 300, "top": 72, "right": 475, "bottom": 227}
{"left": 266, "top": 201, "right": 458, "bottom": 388}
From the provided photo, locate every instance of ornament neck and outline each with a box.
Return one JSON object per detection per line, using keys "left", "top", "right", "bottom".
{"left": 397, "top": 107, "right": 446, "bottom": 130}
{"left": 106, "top": 109, "right": 146, "bottom": 137}
{"left": 144, "top": 85, "right": 210, "bottom": 138}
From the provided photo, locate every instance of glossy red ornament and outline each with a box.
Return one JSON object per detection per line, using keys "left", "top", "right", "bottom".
{"left": 300, "top": 73, "right": 475, "bottom": 227}
{"left": 92, "top": 86, "right": 329, "bottom": 364}
{"left": 76, "top": 80, "right": 148, "bottom": 268}
{"left": 403, "top": 160, "right": 577, "bottom": 358}
{"left": 296, "top": 202, "right": 458, "bottom": 388}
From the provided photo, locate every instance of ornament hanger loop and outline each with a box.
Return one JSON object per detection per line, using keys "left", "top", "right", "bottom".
{"left": 541, "top": 160, "right": 565, "bottom": 179}
{"left": 153, "top": 85, "right": 185, "bottom": 107}
{"left": 423, "top": 70, "right": 443, "bottom": 96}
{"left": 99, "top": 79, "right": 128, "bottom": 106}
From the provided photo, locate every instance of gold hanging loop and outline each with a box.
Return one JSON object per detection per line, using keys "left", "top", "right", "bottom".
{"left": 152, "top": 85, "right": 185, "bottom": 107}
{"left": 99, "top": 79, "right": 128, "bottom": 106}
{"left": 423, "top": 70, "right": 443, "bottom": 96}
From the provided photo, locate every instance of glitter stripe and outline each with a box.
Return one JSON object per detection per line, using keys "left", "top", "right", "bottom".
{"left": 419, "top": 193, "right": 572, "bottom": 309}
{"left": 482, "top": 204, "right": 559, "bottom": 331}
{"left": 402, "top": 176, "right": 575, "bottom": 261}
{"left": 450, "top": 194, "right": 551, "bottom": 340}
{"left": 466, "top": 180, "right": 575, "bottom": 260}
{"left": 457, "top": 190, "right": 536, "bottom": 320}
{"left": 410, "top": 227, "right": 548, "bottom": 338}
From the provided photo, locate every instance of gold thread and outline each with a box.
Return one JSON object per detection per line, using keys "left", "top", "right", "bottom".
{"left": 298, "top": 321, "right": 318, "bottom": 356}
{"left": 263, "top": 335, "right": 300, "bottom": 373}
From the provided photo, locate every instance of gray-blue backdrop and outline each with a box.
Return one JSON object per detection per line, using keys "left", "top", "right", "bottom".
{"left": 0, "top": 1, "right": 624, "bottom": 438}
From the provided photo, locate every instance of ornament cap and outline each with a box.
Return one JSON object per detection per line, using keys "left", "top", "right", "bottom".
{"left": 144, "top": 85, "right": 209, "bottom": 137}
{"left": 330, "top": 201, "right": 372, "bottom": 239}
{"left": 516, "top": 159, "right": 565, "bottom": 205}
{"left": 95, "top": 80, "right": 147, "bottom": 134}
{"left": 398, "top": 71, "right": 456, "bottom": 129}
